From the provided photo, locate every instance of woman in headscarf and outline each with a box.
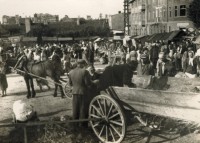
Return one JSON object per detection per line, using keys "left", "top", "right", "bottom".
{"left": 184, "top": 51, "right": 197, "bottom": 78}
{"left": 137, "top": 48, "right": 154, "bottom": 75}
{"left": 0, "top": 62, "right": 8, "bottom": 97}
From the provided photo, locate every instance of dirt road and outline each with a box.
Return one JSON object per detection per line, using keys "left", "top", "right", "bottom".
{"left": 0, "top": 74, "right": 72, "bottom": 136}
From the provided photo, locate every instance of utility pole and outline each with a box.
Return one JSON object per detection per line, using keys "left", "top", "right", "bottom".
{"left": 124, "top": 0, "right": 130, "bottom": 36}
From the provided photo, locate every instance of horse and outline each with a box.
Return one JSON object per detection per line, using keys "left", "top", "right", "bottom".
{"left": 14, "top": 54, "right": 65, "bottom": 98}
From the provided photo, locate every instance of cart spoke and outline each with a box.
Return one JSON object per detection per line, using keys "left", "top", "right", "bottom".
{"left": 90, "top": 113, "right": 102, "bottom": 119}
{"left": 103, "top": 98, "right": 107, "bottom": 115}
{"left": 99, "top": 125, "right": 105, "bottom": 137}
{"left": 93, "top": 121, "right": 101, "bottom": 128}
{"left": 105, "top": 125, "right": 108, "bottom": 142}
{"left": 97, "top": 99, "right": 105, "bottom": 115}
{"left": 107, "top": 103, "right": 114, "bottom": 118}
{"left": 110, "top": 120, "right": 123, "bottom": 126}
{"left": 91, "top": 105, "right": 103, "bottom": 116}
{"left": 109, "top": 127, "right": 116, "bottom": 142}
{"left": 110, "top": 124, "right": 121, "bottom": 137}
{"left": 109, "top": 112, "right": 120, "bottom": 120}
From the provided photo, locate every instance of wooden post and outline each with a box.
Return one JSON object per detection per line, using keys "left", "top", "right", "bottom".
{"left": 24, "top": 127, "right": 28, "bottom": 143}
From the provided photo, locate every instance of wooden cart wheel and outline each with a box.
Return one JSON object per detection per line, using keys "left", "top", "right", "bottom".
{"left": 63, "top": 81, "right": 73, "bottom": 99}
{"left": 89, "top": 95, "right": 126, "bottom": 143}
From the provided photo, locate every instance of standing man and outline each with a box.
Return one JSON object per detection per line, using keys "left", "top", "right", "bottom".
{"left": 150, "top": 42, "right": 159, "bottom": 73}
{"left": 88, "top": 41, "right": 95, "bottom": 66}
{"left": 68, "top": 59, "right": 92, "bottom": 128}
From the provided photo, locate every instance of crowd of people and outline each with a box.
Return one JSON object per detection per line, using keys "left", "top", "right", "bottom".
{"left": 0, "top": 38, "right": 200, "bottom": 129}
{"left": 0, "top": 38, "right": 199, "bottom": 97}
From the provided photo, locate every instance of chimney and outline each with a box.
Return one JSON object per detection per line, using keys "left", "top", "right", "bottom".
{"left": 25, "top": 18, "right": 31, "bottom": 33}
{"left": 77, "top": 16, "right": 80, "bottom": 25}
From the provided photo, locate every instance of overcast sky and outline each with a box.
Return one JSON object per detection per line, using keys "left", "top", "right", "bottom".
{"left": 0, "top": 0, "right": 124, "bottom": 21}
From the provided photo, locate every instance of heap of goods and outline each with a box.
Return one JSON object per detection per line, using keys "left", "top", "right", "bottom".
{"left": 133, "top": 75, "right": 200, "bottom": 93}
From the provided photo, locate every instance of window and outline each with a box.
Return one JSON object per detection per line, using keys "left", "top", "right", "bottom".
{"left": 159, "top": 9, "right": 162, "bottom": 18}
{"left": 148, "top": 11, "right": 151, "bottom": 20}
{"left": 158, "top": 0, "right": 161, "bottom": 5}
{"left": 163, "top": 8, "right": 166, "bottom": 17}
{"left": 180, "top": 5, "right": 186, "bottom": 16}
{"left": 169, "top": 7, "right": 172, "bottom": 17}
{"left": 153, "top": 11, "right": 155, "bottom": 19}
{"left": 175, "top": 6, "right": 178, "bottom": 17}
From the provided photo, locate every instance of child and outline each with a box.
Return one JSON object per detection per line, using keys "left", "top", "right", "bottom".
{"left": 0, "top": 62, "right": 8, "bottom": 97}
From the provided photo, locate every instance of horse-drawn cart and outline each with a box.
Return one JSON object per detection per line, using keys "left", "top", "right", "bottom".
{"left": 88, "top": 75, "right": 200, "bottom": 143}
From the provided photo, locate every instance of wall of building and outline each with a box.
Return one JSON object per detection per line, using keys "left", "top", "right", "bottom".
{"left": 129, "top": 0, "right": 146, "bottom": 36}
{"left": 129, "top": 0, "right": 195, "bottom": 36}
{"left": 109, "top": 12, "right": 124, "bottom": 31}
{"left": 33, "top": 13, "right": 59, "bottom": 24}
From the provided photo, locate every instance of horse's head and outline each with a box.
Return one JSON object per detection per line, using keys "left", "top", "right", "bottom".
{"left": 14, "top": 54, "right": 27, "bottom": 70}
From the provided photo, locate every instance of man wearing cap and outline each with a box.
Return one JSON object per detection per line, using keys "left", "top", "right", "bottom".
{"left": 68, "top": 59, "right": 92, "bottom": 128}
{"left": 88, "top": 41, "right": 95, "bottom": 66}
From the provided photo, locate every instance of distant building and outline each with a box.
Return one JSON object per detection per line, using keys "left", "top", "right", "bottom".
{"left": 33, "top": 13, "right": 59, "bottom": 24}
{"left": 60, "top": 15, "right": 74, "bottom": 22}
{"left": 129, "top": 0, "right": 194, "bottom": 36}
{"left": 77, "top": 16, "right": 80, "bottom": 25}
{"left": 99, "top": 13, "right": 103, "bottom": 20}
{"left": 109, "top": 11, "right": 124, "bottom": 31}
{"left": 2, "top": 15, "right": 25, "bottom": 25}
{"left": 87, "top": 15, "right": 92, "bottom": 20}
{"left": 25, "top": 18, "right": 31, "bottom": 33}
{"left": 105, "top": 14, "right": 108, "bottom": 19}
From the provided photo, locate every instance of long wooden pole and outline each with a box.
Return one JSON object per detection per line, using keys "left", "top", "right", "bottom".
{"left": 9, "top": 66, "right": 63, "bottom": 86}
{"left": 0, "top": 118, "right": 98, "bottom": 128}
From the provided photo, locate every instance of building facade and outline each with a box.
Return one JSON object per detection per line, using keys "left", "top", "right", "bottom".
{"left": 32, "top": 13, "right": 59, "bottom": 24}
{"left": 129, "top": 0, "right": 194, "bottom": 36}
{"left": 60, "top": 15, "right": 74, "bottom": 22}
{"left": 109, "top": 12, "right": 124, "bottom": 31}
{"left": 2, "top": 15, "right": 25, "bottom": 25}
{"left": 129, "top": 0, "right": 146, "bottom": 36}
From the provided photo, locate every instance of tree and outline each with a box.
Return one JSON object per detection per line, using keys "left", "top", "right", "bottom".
{"left": 2, "top": 25, "right": 22, "bottom": 36}
{"left": 188, "top": 0, "right": 200, "bottom": 28}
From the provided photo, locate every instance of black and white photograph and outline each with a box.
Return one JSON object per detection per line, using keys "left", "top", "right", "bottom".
{"left": 0, "top": 0, "right": 200, "bottom": 142}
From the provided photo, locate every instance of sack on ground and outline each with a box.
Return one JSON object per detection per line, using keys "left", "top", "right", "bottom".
{"left": 13, "top": 100, "right": 35, "bottom": 122}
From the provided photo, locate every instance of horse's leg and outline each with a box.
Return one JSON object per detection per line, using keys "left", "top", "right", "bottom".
{"left": 53, "top": 82, "right": 58, "bottom": 97}
{"left": 59, "top": 85, "right": 65, "bottom": 98}
{"left": 1, "top": 90, "right": 4, "bottom": 97}
{"left": 53, "top": 76, "right": 64, "bottom": 97}
{"left": 24, "top": 76, "right": 31, "bottom": 98}
{"left": 46, "top": 82, "right": 51, "bottom": 90}
{"left": 4, "top": 89, "right": 6, "bottom": 96}
{"left": 30, "top": 77, "right": 36, "bottom": 98}
{"left": 36, "top": 79, "right": 43, "bottom": 92}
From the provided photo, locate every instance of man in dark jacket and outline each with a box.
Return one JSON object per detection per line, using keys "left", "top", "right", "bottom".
{"left": 88, "top": 41, "right": 95, "bottom": 66}
{"left": 150, "top": 43, "right": 159, "bottom": 70}
{"left": 68, "top": 59, "right": 91, "bottom": 127}
{"left": 98, "top": 60, "right": 138, "bottom": 91}
{"left": 52, "top": 48, "right": 63, "bottom": 76}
